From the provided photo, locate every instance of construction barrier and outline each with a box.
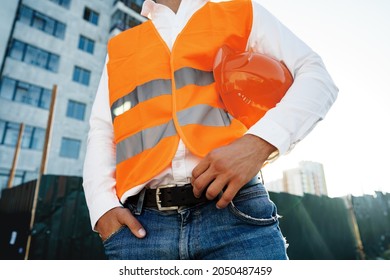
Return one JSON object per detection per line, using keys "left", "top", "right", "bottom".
{"left": 0, "top": 175, "right": 389, "bottom": 260}
{"left": 351, "top": 192, "right": 390, "bottom": 260}
{"left": 270, "top": 192, "right": 358, "bottom": 259}
{"left": 0, "top": 175, "right": 105, "bottom": 260}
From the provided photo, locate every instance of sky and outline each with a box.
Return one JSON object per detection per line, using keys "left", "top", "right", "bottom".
{"left": 253, "top": 0, "right": 390, "bottom": 197}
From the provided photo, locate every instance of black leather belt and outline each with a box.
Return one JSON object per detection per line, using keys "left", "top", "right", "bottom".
{"left": 124, "top": 176, "right": 262, "bottom": 211}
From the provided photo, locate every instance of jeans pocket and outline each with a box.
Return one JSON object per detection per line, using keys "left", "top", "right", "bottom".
{"left": 102, "top": 225, "right": 127, "bottom": 246}
{"left": 228, "top": 185, "right": 278, "bottom": 226}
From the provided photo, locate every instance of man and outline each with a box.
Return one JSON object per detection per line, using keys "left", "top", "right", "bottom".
{"left": 83, "top": 0, "right": 338, "bottom": 259}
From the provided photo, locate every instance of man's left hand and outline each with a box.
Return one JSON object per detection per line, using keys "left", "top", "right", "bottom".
{"left": 191, "top": 134, "right": 276, "bottom": 209}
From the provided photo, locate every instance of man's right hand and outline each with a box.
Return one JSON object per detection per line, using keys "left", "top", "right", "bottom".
{"left": 95, "top": 207, "right": 146, "bottom": 241}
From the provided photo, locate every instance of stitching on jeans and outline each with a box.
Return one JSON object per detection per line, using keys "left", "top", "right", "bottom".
{"left": 228, "top": 201, "right": 278, "bottom": 226}
{"left": 102, "top": 225, "right": 126, "bottom": 245}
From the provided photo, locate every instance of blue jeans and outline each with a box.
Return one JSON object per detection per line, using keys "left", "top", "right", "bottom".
{"left": 103, "top": 183, "right": 288, "bottom": 260}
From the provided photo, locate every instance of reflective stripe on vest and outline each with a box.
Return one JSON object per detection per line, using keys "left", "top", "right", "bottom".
{"left": 116, "top": 104, "right": 232, "bottom": 164}
{"left": 111, "top": 68, "right": 215, "bottom": 121}
{"left": 111, "top": 79, "right": 172, "bottom": 121}
{"left": 107, "top": 0, "right": 253, "bottom": 197}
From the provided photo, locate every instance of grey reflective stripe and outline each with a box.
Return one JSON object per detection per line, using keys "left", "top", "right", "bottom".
{"left": 177, "top": 104, "right": 231, "bottom": 127}
{"left": 174, "top": 67, "right": 215, "bottom": 90}
{"left": 116, "top": 120, "right": 177, "bottom": 164}
{"left": 111, "top": 68, "right": 214, "bottom": 121}
{"left": 227, "top": 113, "right": 234, "bottom": 122}
{"left": 116, "top": 105, "right": 231, "bottom": 163}
{"left": 111, "top": 79, "right": 172, "bottom": 121}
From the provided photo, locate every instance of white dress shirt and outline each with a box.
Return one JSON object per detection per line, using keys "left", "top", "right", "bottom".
{"left": 83, "top": 0, "right": 338, "bottom": 229}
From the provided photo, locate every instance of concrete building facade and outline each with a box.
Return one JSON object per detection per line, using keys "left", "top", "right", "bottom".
{"left": 266, "top": 161, "right": 328, "bottom": 196}
{"left": 0, "top": 0, "right": 145, "bottom": 191}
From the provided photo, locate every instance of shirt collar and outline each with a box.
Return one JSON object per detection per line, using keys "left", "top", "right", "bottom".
{"left": 141, "top": 0, "right": 209, "bottom": 19}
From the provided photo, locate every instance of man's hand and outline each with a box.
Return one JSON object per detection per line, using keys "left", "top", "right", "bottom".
{"left": 95, "top": 207, "right": 146, "bottom": 240}
{"left": 191, "top": 134, "right": 276, "bottom": 209}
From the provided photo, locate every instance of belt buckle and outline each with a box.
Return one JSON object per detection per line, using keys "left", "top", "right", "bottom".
{"left": 156, "top": 184, "right": 179, "bottom": 211}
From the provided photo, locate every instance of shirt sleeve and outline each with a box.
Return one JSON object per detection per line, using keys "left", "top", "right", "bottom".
{"left": 82, "top": 55, "right": 122, "bottom": 230}
{"left": 246, "top": 2, "right": 338, "bottom": 155}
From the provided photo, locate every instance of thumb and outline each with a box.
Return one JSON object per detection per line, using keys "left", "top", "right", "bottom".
{"left": 118, "top": 208, "right": 146, "bottom": 239}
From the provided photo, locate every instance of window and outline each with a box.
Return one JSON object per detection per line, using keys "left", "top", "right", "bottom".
{"left": 49, "top": 0, "right": 71, "bottom": 9}
{"left": 0, "top": 77, "right": 51, "bottom": 109}
{"left": 66, "top": 100, "right": 86, "bottom": 120}
{"left": 72, "top": 66, "right": 91, "bottom": 86}
{"left": 0, "top": 169, "right": 8, "bottom": 191}
{"left": 22, "top": 126, "right": 45, "bottom": 150}
{"left": 13, "top": 170, "right": 27, "bottom": 186}
{"left": 83, "top": 7, "right": 99, "bottom": 25}
{"left": 1, "top": 121, "right": 20, "bottom": 147}
{"left": 60, "top": 138, "right": 81, "bottom": 159}
{"left": 8, "top": 40, "right": 25, "bottom": 60}
{"left": 40, "top": 89, "right": 52, "bottom": 109}
{"left": 25, "top": 44, "right": 49, "bottom": 68}
{"left": 47, "top": 54, "right": 60, "bottom": 72}
{"left": 18, "top": 5, "right": 66, "bottom": 39}
{"left": 0, "top": 120, "right": 45, "bottom": 151}
{"left": 18, "top": 5, "right": 33, "bottom": 25}
{"left": 0, "top": 121, "right": 4, "bottom": 142}
{"left": 7, "top": 40, "right": 60, "bottom": 72}
{"left": 32, "top": 13, "right": 46, "bottom": 31}
{"left": 0, "top": 77, "right": 16, "bottom": 100}
{"left": 14, "top": 82, "right": 39, "bottom": 106}
{"left": 78, "top": 35, "right": 95, "bottom": 54}
{"left": 55, "top": 23, "right": 66, "bottom": 39}
{"left": 0, "top": 168, "right": 28, "bottom": 190}
{"left": 110, "top": 10, "right": 142, "bottom": 31}
{"left": 114, "top": 0, "right": 143, "bottom": 14}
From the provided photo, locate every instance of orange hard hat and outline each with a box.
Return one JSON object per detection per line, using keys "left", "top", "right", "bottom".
{"left": 213, "top": 45, "right": 293, "bottom": 128}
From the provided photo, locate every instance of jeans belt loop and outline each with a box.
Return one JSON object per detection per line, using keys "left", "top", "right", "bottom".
{"left": 134, "top": 187, "right": 146, "bottom": 216}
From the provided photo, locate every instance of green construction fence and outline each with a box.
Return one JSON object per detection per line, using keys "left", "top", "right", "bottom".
{"left": 0, "top": 175, "right": 389, "bottom": 260}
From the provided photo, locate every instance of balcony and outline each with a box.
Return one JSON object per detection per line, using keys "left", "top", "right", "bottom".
{"left": 113, "top": 0, "right": 143, "bottom": 14}
{"left": 110, "top": 10, "right": 142, "bottom": 32}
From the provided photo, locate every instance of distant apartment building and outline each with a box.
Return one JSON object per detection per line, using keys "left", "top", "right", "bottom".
{"left": 299, "top": 161, "right": 328, "bottom": 196}
{"left": 266, "top": 161, "right": 328, "bottom": 196}
{"left": 0, "top": 0, "right": 145, "bottom": 191}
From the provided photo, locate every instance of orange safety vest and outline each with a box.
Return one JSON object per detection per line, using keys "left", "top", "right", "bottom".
{"left": 107, "top": 0, "right": 253, "bottom": 198}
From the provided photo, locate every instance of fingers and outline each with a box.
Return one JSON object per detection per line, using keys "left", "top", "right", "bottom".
{"left": 191, "top": 158, "right": 210, "bottom": 180}
{"left": 191, "top": 150, "right": 243, "bottom": 206}
{"left": 192, "top": 161, "right": 242, "bottom": 208}
{"left": 215, "top": 181, "right": 241, "bottom": 209}
{"left": 204, "top": 176, "right": 229, "bottom": 201}
{"left": 191, "top": 159, "right": 212, "bottom": 198}
{"left": 97, "top": 207, "right": 147, "bottom": 240}
{"left": 118, "top": 208, "right": 146, "bottom": 239}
